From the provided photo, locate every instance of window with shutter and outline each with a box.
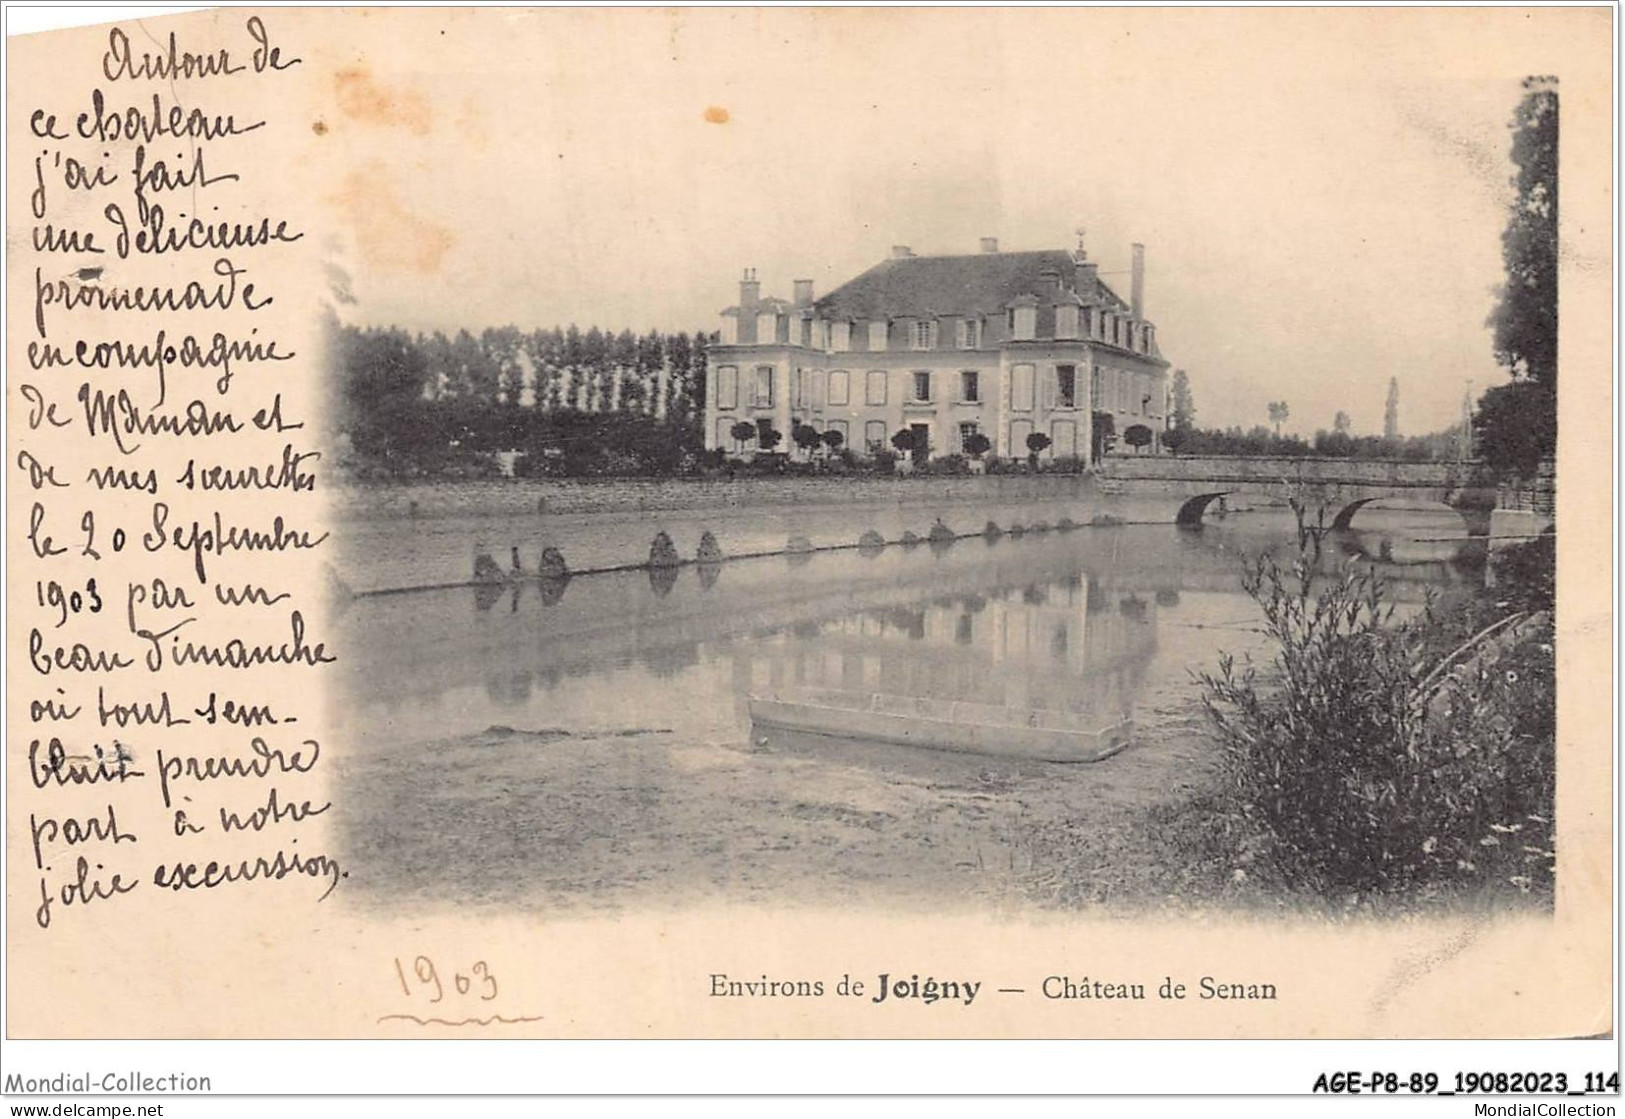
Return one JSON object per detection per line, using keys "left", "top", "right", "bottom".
{"left": 828, "top": 370, "right": 849, "bottom": 406}
{"left": 1011, "top": 363, "right": 1035, "bottom": 412}
{"left": 716, "top": 365, "right": 738, "bottom": 409}
{"left": 1055, "top": 365, "right": 1077, "bottom": 409}
{"left": 1011, "top": 419, "right": 1034, "bottom": 452}
{"left": 866, "top": 369, "right": 887, "bottom": 406}
{"left": 1051, "top": 419, "right": 1078, "bottom": 457}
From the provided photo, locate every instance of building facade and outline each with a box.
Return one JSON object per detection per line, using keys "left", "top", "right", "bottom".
{"left": 704, "top": 239, "right": 1171, "bottom": 464}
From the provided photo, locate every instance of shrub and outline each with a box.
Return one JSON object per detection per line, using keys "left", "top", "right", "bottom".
{"left": 1200, "top": 542, "right": 1555, "bottom": 901}
{"left": 922, "top": 453, "right": 969, "bottom": 476}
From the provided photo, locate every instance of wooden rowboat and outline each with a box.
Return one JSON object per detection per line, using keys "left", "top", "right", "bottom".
{"left": 747, "top": 686, "right": 1132, "bottom": 763}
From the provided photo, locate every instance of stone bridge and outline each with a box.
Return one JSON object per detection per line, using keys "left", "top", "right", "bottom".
{"left": 1096, "top": 454, "right": 1552, "bottom": 538}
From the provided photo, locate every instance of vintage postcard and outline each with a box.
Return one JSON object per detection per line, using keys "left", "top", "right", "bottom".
{"left": 2, "top": 2, "right": 1614, "bottom": 1077}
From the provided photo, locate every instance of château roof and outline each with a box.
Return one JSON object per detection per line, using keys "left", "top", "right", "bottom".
{"left": 813, "top": 249, "right": 1129, "bottom": 321}
{"left": 721, "top": 296, "right": 795, "bottom": 316}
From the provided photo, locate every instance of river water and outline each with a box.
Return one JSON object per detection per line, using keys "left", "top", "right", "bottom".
{"left": 330, "top": 503, "right": 1478, "bottom": 913}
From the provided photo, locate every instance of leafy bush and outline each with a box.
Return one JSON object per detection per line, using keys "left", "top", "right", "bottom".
{"left": 1200, "top": 543, "right": 1554, "bottom": 901}
{"left": 920, "top": 453, "right": 970, "bottom": 476}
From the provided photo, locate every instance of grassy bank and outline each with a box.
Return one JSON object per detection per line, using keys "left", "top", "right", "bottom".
{"left": 1018, "top": 536, "right": 1557, "bottom": 915}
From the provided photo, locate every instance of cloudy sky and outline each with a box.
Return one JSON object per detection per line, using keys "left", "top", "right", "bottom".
{"left": 300, "top": 7, "right": 1605, "bottom": 435}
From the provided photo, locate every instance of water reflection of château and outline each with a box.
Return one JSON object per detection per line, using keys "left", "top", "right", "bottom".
{"left": 334, "top": 519, "right": 1470, "bottom": 742}
{"left": 728, "top": 572, "right": 1155, "bottom": 728}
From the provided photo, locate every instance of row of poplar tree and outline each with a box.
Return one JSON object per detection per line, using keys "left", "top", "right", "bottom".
{"left": 326, "top": 317, "right": 716, "bottom": 477}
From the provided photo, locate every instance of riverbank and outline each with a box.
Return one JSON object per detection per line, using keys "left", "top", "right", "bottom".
{"left": 1013, "top": 536, "right": 1557, "bottom": 915}
{"left": 330, "top": 474, "right": 1117, "bottom": 594}
{"left": 336, "top": 696, "right": 1226, "bottom": 915}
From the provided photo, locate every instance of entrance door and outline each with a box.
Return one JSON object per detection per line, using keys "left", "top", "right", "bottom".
{"left": 910, "top": 423, "right": 931, "bottom": 465}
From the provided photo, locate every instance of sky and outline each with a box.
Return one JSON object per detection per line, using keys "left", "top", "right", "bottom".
{"left": 302, "top": 7, "right": 1603, "bottom": 436}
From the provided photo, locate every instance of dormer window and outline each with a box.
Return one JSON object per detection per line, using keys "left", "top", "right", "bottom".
{"left": 960, "top": 317, "right": 980, "bottom": 349}
{"left": 913, "top": 320, "right": 936, "bottom": 350}
{"left": 1056, "top": 305, "right": 1079, "bottom": 339}
{"left": 757, "top": 311, "right": 778, "bottom": 343}
{"left": 1010, "top": 306, "right": 1036, "bottom": 340}
{"left": 869, "top": 320, "right": 888, "bottom": 352}
{"left": 831, "top": 321, "right": 851, "bottom": 352}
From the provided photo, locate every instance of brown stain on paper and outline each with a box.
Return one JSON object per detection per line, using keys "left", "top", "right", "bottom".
{"left": 703, "top": 105, "right": 730, "bottom": 124}
{"left": 331, "top": 168, "right": 454, "bottom": 276}
{"left": 333, "top": 63, "right": 433, "bottom": 135}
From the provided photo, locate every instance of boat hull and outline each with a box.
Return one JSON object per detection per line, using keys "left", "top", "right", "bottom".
{"left": 747, "top": 692, "right": 1132, "bottom": 763}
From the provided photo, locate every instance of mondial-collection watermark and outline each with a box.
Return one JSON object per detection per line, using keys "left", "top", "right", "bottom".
{"left": 1471, "top": 1106, "right": 1616, "bottom": 1117}
{"left": 3, "top": 1073, "right": 211, "bottom": 1093}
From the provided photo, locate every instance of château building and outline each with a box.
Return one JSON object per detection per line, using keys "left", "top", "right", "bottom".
{"left": 704, "top": 238, "right": 1171, "bottom": 463}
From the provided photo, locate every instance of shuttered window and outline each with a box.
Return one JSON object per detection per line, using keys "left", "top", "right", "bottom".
{"left": 1011, "top": 363, "right": 1035, "bottom": 412}
{"left": 828, "top": 370, "right": 849, "bottom": 406}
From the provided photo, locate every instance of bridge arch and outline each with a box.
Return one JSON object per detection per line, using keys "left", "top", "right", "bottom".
{"left": 1331, "top": 496, "right": 1490, "bottom": 538}
{"left": 1331, "top": 498, "right": 1378, "bottom": 530}
{"left": 1175, "top": 492, "right": 1233, "bottom": 526}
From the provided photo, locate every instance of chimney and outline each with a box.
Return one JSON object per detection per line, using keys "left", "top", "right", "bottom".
{"left": 891, "top": 245, "right": 914, "bottom": 260}
{"left": 1130, "top": 243, "right": 1145, "bottom": 319}
{"left": 793, "top": 279, "right": 814, "bottom": 308}
{"left": 1075, "top": 257, "right": 1099, "bottom": 299}
{"left": 740, "top": 268, "right": 760, "bottom": 311}
{"left": 979, "top": 237, "right": 999, "bottom": 254}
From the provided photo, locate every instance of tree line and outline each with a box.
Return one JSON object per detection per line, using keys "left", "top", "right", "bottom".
{"left": 325, "top": 315, "right": 714, "bottom": 478}
{"left": 1160, "top": 369, "right": 1469, "bottom": 461}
